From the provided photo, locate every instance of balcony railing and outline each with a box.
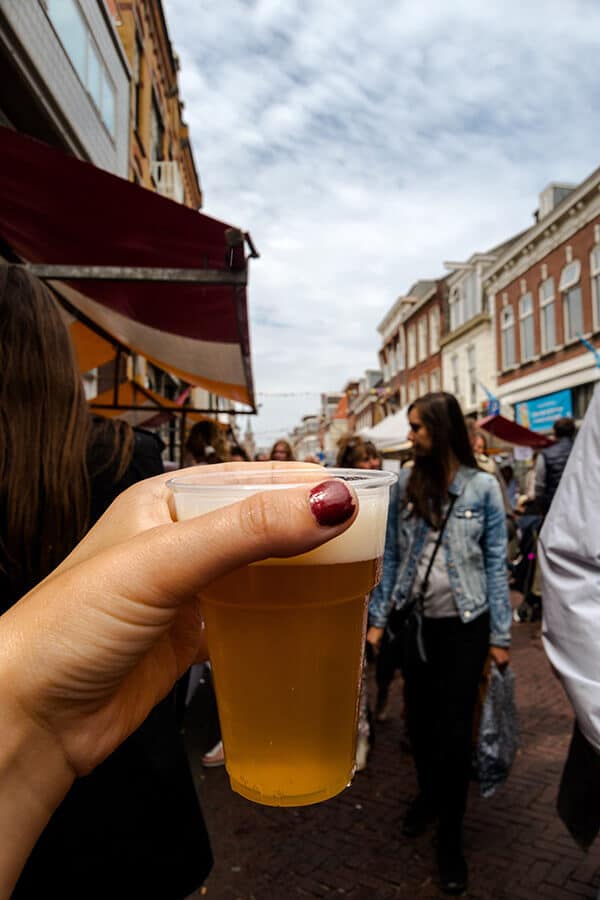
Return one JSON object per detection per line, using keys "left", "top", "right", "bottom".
{"left": 151, "top": 160, "right": 185, "bottom": 204}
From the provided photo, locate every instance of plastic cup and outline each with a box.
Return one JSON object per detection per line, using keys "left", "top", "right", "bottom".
{"left": 168, "top": 465, "right": 396, "bottom": 806}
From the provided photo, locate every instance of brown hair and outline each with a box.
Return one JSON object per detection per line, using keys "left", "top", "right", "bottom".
{"left": 185, "top": 419, "right": 230, "bottom": 464}
{"left": 0, "top": 265, "right": 91, "bottom": 603}
{"left": 269, "top": 439, "right": 295, "bottom": 461}
{"left": 407, "top": 392, "right": 477, "bottom": 527}
{"left": 336, "top": 435, "right": 379, "bottom": 468}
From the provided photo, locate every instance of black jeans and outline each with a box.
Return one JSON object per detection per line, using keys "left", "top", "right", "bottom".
{"left": 403, "top": 611, "right": 490, "bottom": 838}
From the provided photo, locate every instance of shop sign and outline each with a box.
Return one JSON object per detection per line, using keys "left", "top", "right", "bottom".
{"left": 515, "top": 389, "right": 573, "bottom": 432}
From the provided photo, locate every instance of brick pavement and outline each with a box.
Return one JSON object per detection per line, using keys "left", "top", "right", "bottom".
{"left": 183, "top": 613, "right": 600, "bottom": 900}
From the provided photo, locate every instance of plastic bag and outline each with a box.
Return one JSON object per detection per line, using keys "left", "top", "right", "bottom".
{"left": 476, "top": 661, "right": 520, "bottom": 798}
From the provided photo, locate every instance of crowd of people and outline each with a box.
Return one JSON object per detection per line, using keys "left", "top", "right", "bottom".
{"left": 0, "top": 260, "right": 596, "bottom": 898}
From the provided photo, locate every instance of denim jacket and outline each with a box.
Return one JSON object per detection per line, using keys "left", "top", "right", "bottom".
{"left": 368, "top": 465, "right": 511, "bottom": 647}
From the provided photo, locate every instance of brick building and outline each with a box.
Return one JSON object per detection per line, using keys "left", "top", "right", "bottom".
{"left": 485, "top": 174, "right": 600, "bottom": 430}
{"left": 378, "top": 279, "right": 445, "bottom": 410}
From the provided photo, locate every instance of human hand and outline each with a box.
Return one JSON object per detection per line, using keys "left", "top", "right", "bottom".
{"left": 489, "top": 646, "right": 510, "bottom": 670}
{"left": 366, "top": 626, "right": 385, "bottom": 654}
{"left": 0, "top": 465, "right": 356, "bottom": 778}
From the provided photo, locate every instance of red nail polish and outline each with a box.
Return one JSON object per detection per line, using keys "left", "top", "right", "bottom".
{"left": 309, "top": 480, "right": 355, "bottom": 527}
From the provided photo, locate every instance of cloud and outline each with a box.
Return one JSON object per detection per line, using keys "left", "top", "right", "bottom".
{"left": 163, "top": 0, "right": 600, "bottom": 444}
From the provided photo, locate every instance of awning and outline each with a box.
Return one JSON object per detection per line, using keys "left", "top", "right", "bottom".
{"left": 359, "top": 406, "right": 410, "bottom": 450}
{"left": 477, "top": 414, "right": 553, "bottom": 449}
{"left": 89, "top": 378, "right": 230, "bottom": 430}
{"left": 0, "top": 128, "right": 256, "bottom": 408}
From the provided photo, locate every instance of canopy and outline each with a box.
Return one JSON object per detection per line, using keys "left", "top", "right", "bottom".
{"left": 359, "top": 407, "right": 410, "bottom": 450}
{"left": 477, "top": 414, "right": 553, "bottom": 449}
{"left": 88, "top": 378, "right": 228, "bottom": 430}
{"left": 0, "top": 128, "right": 256, "bottom": 408}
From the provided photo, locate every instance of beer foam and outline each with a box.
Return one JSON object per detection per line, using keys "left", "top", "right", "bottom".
{"left": 170, "top": 473, "right": 394, "bottom": 565}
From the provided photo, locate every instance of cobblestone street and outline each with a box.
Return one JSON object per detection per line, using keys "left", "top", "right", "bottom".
{"left": 184, "top": 612, "right": 600, "bottom": 900}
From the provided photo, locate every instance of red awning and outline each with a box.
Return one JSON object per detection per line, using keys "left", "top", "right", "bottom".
{"left": 477, "top": 414, "right": 553, "bottom": 448}
{"left": 0, "top": 128, "right": 256, "bottom": 408}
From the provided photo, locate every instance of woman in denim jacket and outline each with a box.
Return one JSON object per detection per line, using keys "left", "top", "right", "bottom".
{"left": 367, "top": 393, "right": 511, "bottom": 896}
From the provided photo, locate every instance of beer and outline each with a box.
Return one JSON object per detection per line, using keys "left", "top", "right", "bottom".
{"left": 201, "top": 558, "right": 380, "bottom": 805}
{"left": 169, "top": 466, "right": 395, "bottom": 806}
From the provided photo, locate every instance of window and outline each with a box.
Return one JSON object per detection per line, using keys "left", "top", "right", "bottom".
{"left": 501, "top": 307, "right": 516, "bottom": 368}
{"left": 462, "top": 270, "right": 480, "bottom": 322}
{"left": 560, "top": 260, "right": 582, "bottom": 343}
{"left": 519, "top": 292, "right": 535, "bottom": 361}
{"left": 150, "top": 92, "right": 165, "bottom": 162}
{"left": 407, "top": 325, "right": 416, "bottom": 368}
{"left": 467, "top": 345, "right": 477, "bottom": 406}
{"left": 408, "top": 381, "right": 417, "bottom": 403}
{"left": 429, "top": 307, "right": 440, "bottom": 353}
{"left": 539, "top": 277, "right": 556, "bottom": 352}
{"left": 451, "top": 354, "right": 460, "bottom": 397}
{"left": 430, "top": 368, "right": 440, "bottom": 392}
{"left": 449, "top": 286, "right": 462, "bottom": 332}
{"left": 419, "top": 374, "right": 428, "bottom": 396}
{"left": 133, "top": 32, "right": 143, "bottom": 131}
{"left": 591, "top": 246, "right": 600, "bottom": 330}
{"left": 418, "top": 317, "right": 428, "bottom": 362}
{"left": 47, "top": 0, "right": 116, "bottom": 135}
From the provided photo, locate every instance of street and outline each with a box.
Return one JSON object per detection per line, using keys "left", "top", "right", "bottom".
{"left": 184, "top": 609, "right": 600, "bottom": 900}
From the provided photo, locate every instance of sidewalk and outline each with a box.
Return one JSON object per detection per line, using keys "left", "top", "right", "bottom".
{"left": 184, "top": 614, "right": 600, "bottom": 899}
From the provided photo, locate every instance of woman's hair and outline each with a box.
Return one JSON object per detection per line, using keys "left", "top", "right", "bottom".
{"left": 335, "top": 434, "right": 369, "bottom": 469}
{"left": 269, "top": 439, "right": 295, "bottom": 461}
{"left": 185, "top": 420, "right": 230, "bottom": 464}
{"left": 229, "top": 443, "right": 249, "bottom": 461}
{"left": 406, "top": 392, "right": 477, "bottom": 527}
{"left": 88, "top": 416, "right": 135, "bottom": 485}
{"left": 0, "top": 265, "right": 91, "bottom": 603}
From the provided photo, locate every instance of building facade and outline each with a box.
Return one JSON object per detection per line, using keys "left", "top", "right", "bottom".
{"left": 0, "top": 0, "right": 130, "bottom": 174}
{"left": 378, "top": 280, "right": 444, "bottom": 410}
{"left": 486, "top": 175, "right": 600, "bottom": 430}
{"left": 108, "top": 0, "right": 202, "bottom": 208}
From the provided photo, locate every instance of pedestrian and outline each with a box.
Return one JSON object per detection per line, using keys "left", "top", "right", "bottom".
{"left": 0, "top": 264, "right": 212, "bottom": 899}
{"left": 368, "top": 392, "right": 511, "bottom": 895}
{"left": 534, "top": 415, "right": 576, "bottom": 513}
{"left": 269, "top": 438, "right": 295, "bottom": 461}
{"left": 0, "top": 460, "right": 358, "bottom": 897}
{"left": 539, "top": 386, "right": 600, "bottom": 849}
{"left": 185, "top": 419, "right": 230, "bottom": 465}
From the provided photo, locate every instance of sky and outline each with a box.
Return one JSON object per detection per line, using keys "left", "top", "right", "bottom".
{"left": 162, "top": 0, "right": 600, "bottom": 450}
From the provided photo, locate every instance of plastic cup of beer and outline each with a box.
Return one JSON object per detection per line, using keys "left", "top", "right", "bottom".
{"left": 168, "top": 465, "right": 396, "bottom": 807}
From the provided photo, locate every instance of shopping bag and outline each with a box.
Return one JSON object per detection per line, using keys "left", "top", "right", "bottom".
{"left": 476, "top": 661, "right": 520, "bottom": 798}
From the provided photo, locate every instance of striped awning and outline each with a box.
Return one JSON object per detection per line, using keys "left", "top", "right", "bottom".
{"left": 0, "top": 128, "right": 256, "bottom": 408}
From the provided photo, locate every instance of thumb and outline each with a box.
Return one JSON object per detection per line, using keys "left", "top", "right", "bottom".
{"left": 71, "top": 477, "right": 358, "bottom": 617}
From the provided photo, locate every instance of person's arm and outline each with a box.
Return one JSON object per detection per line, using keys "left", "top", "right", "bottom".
{"left": 481, "top": 475, "right": 512, "bottom": 665}
{"left": 0, "top": 466, "right": 357, "bottom": 896}
{"left": 367, "top": 481, "right": 400, "bottom": 649}
{"left": 534, "top": 453, "right": 546, "bottom": 499}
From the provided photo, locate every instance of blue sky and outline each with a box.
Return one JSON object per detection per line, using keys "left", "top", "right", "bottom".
{"left": 163, "top": 0, "right": 600, "bottom": 450}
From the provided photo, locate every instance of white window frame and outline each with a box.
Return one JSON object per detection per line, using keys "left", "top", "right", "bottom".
{"left": 429, "top": 307, "right": 440, "bottom": 354}
{"left": 591, "top": 246, "right": 600, "bottom": 331}
{"left": 539, "top": 277, "right": 556, "bottom": 353}
{"left": 501, "top": 306, "right": 516, "bottom": 369}
{"left": 407, "top": 325, "right": 416, "bottom": 369}
{"left": 560, "top": 260, "right": 583, "bottom": 344}
{"left": 408, "top": 380, "right": 417, "bottom": 403}
{"left": 418, "top": 316, "right": 428, "bottom": 362}
{"left": 451, "top": 353, "right": 460, "bottom": 397}
{"left": 449, "top": 286, "right": 462, "bottom": 332}
{"left": 519, "top": 292, "right": 535, "bottom": 362}
{"left": 430, "top": 368, "right": 440, "bottom": 392}
{"left": 419, "top": 374, "right": 428, "bottom": 396}
{"left": 467, "top": 344, "right": 477, "bottom": 406}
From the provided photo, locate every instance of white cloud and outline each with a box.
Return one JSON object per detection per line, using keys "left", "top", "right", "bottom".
{"left": 163, "top": 0, "right": 600, "bottom": 446}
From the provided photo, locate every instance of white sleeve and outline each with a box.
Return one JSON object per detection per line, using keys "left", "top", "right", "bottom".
{"left": 540, "top": 385, "right": 600, "bottom": 752}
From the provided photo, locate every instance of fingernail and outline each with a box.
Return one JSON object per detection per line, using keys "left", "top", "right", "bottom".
{"left": 309, "top": 480, "right": 356, "bottom": 527}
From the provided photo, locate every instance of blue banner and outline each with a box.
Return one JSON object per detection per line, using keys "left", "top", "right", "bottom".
{"left": 515, "top": 389, "right": 573, "bottom": 433}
